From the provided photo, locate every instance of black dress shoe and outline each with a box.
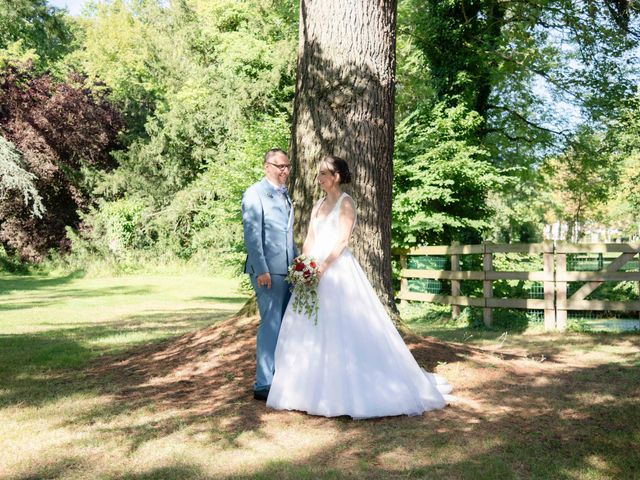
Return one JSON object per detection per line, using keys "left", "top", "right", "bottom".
{"left": 253, "top": 390, "right": 269, "bottom": 401}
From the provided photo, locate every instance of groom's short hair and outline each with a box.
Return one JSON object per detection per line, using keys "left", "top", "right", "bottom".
{"left": 264, "top": 148, "right": 287, "bottom": 163}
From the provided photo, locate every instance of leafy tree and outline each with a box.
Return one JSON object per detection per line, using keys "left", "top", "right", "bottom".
{"left": 0, "top": 135, "right": 44, "bottom": 217}
{"left": 403, "top": 0, "right": 639, "bottom": 152}
{"left": 83, "top": 0, "right": 294, "bottom": 198}
{"left": 486, "top": 180, "right": 550, "bottom": 243}
{"left": 393, "top": 102, "right": 503, "bottom": 246}
{"left": 70, "top": 0, "right": 297, "bottom": 265}
{"left": 0, "top": 0, "right": 77, "bottom": 72}
{"left": 600, "top": 95, "right": 640, "bottom": 238}
{"left": 78, "top": 0, "right": 169, "bottom": 137}
{"left": 394, "top": 0, "right": 639, "bottom": 246}
{"left": 542, "top": 127, "right": 616, "bottom": 241}
{"left": 0, "top": 62, "right": 122, "bottom": 260}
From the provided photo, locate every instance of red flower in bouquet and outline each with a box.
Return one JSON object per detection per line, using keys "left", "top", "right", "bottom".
{"left": 286, "top": 254, "right": 320, "bottom": 324}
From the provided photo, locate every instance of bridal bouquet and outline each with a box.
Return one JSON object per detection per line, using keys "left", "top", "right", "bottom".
{"left": 286, "top": 254, "right": 320, "bottom": 324}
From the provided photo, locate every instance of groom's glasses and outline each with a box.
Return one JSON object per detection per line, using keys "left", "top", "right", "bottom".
{"left": 267, "top": 162, "right": 292, "bottom": 172}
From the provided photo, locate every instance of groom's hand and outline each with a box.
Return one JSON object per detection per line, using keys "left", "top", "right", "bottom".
{"left": 257, "top": 272, "right": 272, "bottom": 289}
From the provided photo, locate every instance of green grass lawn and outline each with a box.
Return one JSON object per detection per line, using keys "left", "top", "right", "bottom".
{"left": 1, "top": 272, "right": 639, "bottom": 480}
{"left": 0, "top": 271, "right": 246, "bottom": 360}
{"left": 0, "top": 270, "right": 246, "bottom": 398}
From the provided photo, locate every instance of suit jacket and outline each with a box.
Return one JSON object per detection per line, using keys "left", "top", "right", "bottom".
{"left": 242, "top": 177, "right": 298, "bottom": 276}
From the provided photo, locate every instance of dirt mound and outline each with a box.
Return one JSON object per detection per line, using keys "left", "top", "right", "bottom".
{"left": 88, "top": 300, "right": 485, "bottom": 416}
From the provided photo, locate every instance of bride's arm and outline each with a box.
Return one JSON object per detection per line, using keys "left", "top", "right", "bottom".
{"left": 302, "top": 203, "right": 319, "bottom": 255}
{"left": 317, "top": 197, "right": 356, "bottom": 277}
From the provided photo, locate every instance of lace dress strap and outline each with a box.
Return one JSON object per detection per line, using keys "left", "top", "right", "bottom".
{"left": 337, "top": 192, "right": 356, "bottom": 218}
{"left": 341, "top": 193, "right": 357, "bottom": 231}
{"left": 333, "top": 192, "right": 350, "bottom": 215}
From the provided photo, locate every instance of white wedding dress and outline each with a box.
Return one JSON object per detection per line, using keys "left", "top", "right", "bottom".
{"left": 267, "top": 193, "right": 452, "bottom": 419}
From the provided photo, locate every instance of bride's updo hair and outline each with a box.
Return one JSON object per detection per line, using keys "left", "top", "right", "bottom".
{"left": 322, "top": 155, "right": 352, "bottom": 184}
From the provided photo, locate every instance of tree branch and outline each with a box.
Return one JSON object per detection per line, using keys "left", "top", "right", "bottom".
{"left": 486, "top": 103, "right": 572, "bottom": 139}
{"left": 490, "top": 50, "right": 586, "bottom": 103}
{"left": 483, "top": 127, "right": 537, "bottom": 144}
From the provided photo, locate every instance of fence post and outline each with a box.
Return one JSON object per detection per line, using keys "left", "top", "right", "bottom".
{"left": 399, "top": 253, "right": 408, "bottom": 309}
{"left": 483, "top": 242, "right": 493, "bottom": 326}
{"left": 543, "top": 241, "right": 556, "bottom": 330}
{"left": 451, "top": 241, "right": 460, "bottom": 320}
{"left": 556, "top": 249, "right": 567, "bottom": 331}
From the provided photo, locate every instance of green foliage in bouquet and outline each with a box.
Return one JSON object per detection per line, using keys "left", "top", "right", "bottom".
{"left": 286, "top": 255, "right": 320, "bottom": 325}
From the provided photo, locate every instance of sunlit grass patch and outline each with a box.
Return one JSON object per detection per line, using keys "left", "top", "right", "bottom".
{"left": 88, "top": 330, "right": 178, "bottom": 347}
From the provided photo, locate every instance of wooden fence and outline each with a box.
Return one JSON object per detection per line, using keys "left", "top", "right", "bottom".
{"left": 395, "top": 241, "right": 640, "bottom": 330}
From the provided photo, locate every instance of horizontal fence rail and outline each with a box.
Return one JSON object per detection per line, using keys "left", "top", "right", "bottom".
{"left": 394, "top": 242, "right": 640, "bottom": 330}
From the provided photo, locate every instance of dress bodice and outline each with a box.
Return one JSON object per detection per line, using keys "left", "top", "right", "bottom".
{"left": 310, "top": 192, "right": 355, "bottom": 262}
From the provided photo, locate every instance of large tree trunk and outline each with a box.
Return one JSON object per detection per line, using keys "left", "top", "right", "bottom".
{"left": 289, "top": 0, "right": 397, "bottom": 311}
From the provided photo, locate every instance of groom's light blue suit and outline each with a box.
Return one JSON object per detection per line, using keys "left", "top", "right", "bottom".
{"left": 242, "top": 177, "right": 297, "bottom": 393}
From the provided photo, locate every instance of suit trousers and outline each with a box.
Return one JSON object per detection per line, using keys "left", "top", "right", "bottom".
{"left": 251, "top": 273, "right": 291, "bottom": 392}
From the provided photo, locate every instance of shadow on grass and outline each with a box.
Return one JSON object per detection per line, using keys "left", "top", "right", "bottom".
{"left": 13, "top": 455, "right": 90, "bottom": 480}
{"left": 40, "top": 308, "right": 234, "bottom": 330}
{"left": 408, "top": 316, "right": 640, "bottom": 355}
{"left": 53, "top": 309, "right": 513, "bottom": 460}
{"left": 0, "top": 270, "right": 86, "bottom": 293}
{"left": 0, "top": 270, "right": 165, "bottom": 312}
{"left": 73, "top": 310, "right": 263, "bottom": 450}
{"left": 218, "top": 356, "right": 640, "bottom": 480}
{"left": 0, "top": 309, "right": 238, "bottom": 409}
{"left": 0, "top": 286, "right": 158, "bottom": 311}
{"left": 4, "top": 295, "right": 639, "bottom": 479}
{"left": 14, "top": 460, "right": 205, "bottom": 480}
{"left": 191, "top": 296, "right": 249, "bottom": 304}
{"left": 115, "top": 465, "right": 206, "bottom": 480}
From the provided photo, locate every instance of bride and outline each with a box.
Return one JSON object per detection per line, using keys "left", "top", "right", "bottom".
{"left": 266, "top": 155, "right": 452, "bottom": 419}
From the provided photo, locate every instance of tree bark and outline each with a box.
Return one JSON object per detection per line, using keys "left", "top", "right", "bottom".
{"left": 289, "top": 0, "right": 397, "bottom": 312}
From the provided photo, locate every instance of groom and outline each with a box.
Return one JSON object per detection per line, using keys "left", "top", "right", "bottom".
{"left": 241, "top": 148, "right": 297, "bottom": 401}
